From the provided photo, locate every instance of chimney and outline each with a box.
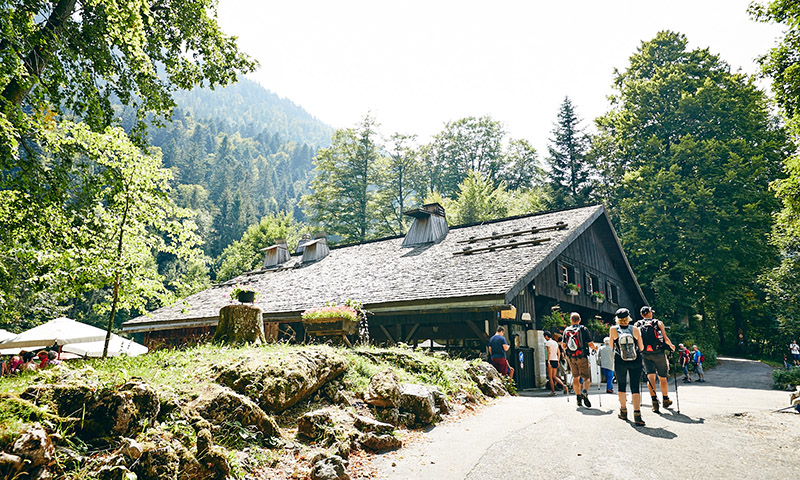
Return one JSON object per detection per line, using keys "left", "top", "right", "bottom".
{"left": 402, "top": 203, "right": 448, "bottom": 247}
{"left": 262, "top": 238, "right": 290, "bottom": 268}
{"left": 295, "top": 233, "right": 313, "bottom": 254}
{"left": 302, "top": 232, "right": 330, "bottom": 263}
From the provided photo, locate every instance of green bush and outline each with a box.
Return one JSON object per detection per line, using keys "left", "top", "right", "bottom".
{"left": 773, "top": 367, "right": 800, "bottom": 390}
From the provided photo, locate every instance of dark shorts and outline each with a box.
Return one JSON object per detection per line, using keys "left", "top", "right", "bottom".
{"left": 492, "top": 357, "right": 510, "bottom": 376}
{"left": 792, "top": 353, "right": 800, "bottom": 362}
{"left": 567, "top": 356, "right": 591, "bottom": 379}
{"left": 549, "top": 360, "right": 559, "bottom": 369}
{"left": 642, "top": 352, "right": 669, "bottom": 377}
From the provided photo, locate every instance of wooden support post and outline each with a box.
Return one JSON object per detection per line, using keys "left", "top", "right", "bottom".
{"left": 404, "top": 324, "right": 420, "bottom": 343}
{"left": 466, "top": 320, "right": 489, "bottom": 341}
{"left": 379, "top": 325, "right": 396, "bottom": 345}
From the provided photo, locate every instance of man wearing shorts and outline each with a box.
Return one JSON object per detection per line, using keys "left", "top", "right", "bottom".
{"left": 790, "top": 340, "right": 800, "bottom": 367}
{"left": 561, "top": 312, "right": 597, "bottom": 407}
{"left": 544, "top": 331, "right": 567, "bottom": 395}
{"left": 636, "top": 306, "right": 675, "bottom": 412}
{"left": 489, "top": 326, "right": 514, "bottom": 379}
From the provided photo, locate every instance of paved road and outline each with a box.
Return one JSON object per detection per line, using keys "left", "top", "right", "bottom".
{"left": 373, "top": 357, "right": 800, "bottom": 480}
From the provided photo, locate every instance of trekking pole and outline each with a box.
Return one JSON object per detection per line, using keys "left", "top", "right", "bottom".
{"left": 595, "top": 352, "right": 602, "bottom": 407}
{"left": 673, "top": 351, "right": 681, "bottom": 414}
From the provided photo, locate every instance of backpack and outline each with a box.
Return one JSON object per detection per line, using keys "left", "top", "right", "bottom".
{"left": 616, "top": 327, "right": 638, "bottom": 362}
{"left": 563, "top": 325, "right": 585, "bottom": 358}
{"left": 639, "top": 319, "right": 665, "bottom": 352}
{"left": 700, "top": 354, "right": 705, "bottom": 363}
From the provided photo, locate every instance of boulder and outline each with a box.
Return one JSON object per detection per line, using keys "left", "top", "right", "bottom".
{"left": 399, "top": 384, "right": 437, "bottom": 425}
{"left": 215, "top": 347, "right": 348, "bottom": 413}
{"left": 429, "top": 387, "right": 451, "bottom": 415}
{"left": 196, "top": 429, "right": 231, "bottom": 480}
{"left": 310, "top": 455, "right": 350, "bottom": 480}
{"left": 358, "top": 432, "right": 401, "bottom": 452}
{"left": 97, "top": 465, "right": 137, "bottom": 480}
{"left": 353, "top": 415, "right": 394, "bottom": 435}
{"left": 134, "top": 445, "right": 180, "bottom": 480}
{"left": 119, "top": 437, "right": 143, "bottom": 460}
{"left": 79, "top": 380, "right": 161, "bottom": 444}
{"left": 466, "top": 362, "right": 508, "bottom": 398}
{"left": 11, "top": 423, "right": 55, "bottom": 470}
{"left": 372, "top": 407, "right": 399, "bottom": 426}
{"left": 297, "top": 409, "right": 335, "bottom": 441}
{"left": 0, "top": 452, "right": 23, "bottom": 478}
{"left": 364, "top": 370, "right": 401, "bottom": 408}
{"left": 192, "top": 385, "right": 280, "bottom": 438}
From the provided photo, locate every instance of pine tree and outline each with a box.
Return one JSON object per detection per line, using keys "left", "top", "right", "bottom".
{"left": 546, "top": 97, "right": 592, "bottom": 207}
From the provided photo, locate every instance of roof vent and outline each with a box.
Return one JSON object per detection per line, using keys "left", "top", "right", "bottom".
{"left": 295, "top": 233, "right": 313, "bottom": 254}
{"left": 402, "top": 203, "right": 448, "bottom": 247}
{"left": 262, "top": 239, "right": 290, "bottom": 268}
{"left": 302, "top": 232, "right": 330, "bottom": 263}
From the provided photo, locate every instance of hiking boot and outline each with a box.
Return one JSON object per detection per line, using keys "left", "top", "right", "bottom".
{"left": 606, "top": 389, "right": 614, "bottom": 394}
{"left": 582, "top": 393, "right": 592, "bottom": 408}
{"left": 618, "top": 407, "right": 628, "bottom": 420}
{"left": 634, "top": 410, "right": 645, "bottom": 426}
{"left": 651, "top": 396, "right": 660, "bottom": 413}
{"left": 576, "top": 394, "right": 583, "bottom": 406}
{"left": 662, "top": 397, "right": 673, "bottom": 409}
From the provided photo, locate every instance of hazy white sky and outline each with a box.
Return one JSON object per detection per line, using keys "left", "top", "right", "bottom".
{"left": 217, "top": 0, "right": 784, "bottom": 154}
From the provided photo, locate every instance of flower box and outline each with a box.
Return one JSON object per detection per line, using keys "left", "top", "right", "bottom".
{"left": 302, "top": 316, "right": 359, "bottom": 336}
{"left": 564, "top": 283, "right": 580, "bottom": 296}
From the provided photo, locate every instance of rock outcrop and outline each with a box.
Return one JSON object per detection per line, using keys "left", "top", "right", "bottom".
{"left": 364, "top": 370, "right": 401, "bottom": 408}
{"left": 192, "top": 385, "right": 280, "bottom": 438}
{"left": 215, "top": 347, "right": 348, "bottom": 413}
{"left": 467, "top": 362, "right": 508, "bottom": 398}
{"left": 399, "top": 383, "right": 438, "bottom": 425}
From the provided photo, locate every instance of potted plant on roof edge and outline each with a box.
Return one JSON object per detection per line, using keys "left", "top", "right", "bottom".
{"left": 564, "top": 283, "right": 580, "bottom": 296}
{"left": 301, "top": 303, "right": 360, "bottom": 336}
{"left": 591, "top": 291, "right": 605, "bottom": 304}
{"left": 230, "top": 284, "right": 258, "bottom": 304}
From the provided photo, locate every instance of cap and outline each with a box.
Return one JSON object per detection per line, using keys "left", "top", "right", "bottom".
{"left": 640, "top": 306, "right": 653, "bottom": 316}
{"left": 615, "top": 307, "right": 630, "bottom": 319}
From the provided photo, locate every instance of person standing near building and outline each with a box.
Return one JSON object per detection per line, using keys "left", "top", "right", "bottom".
{"left": 609, "top": 308, "right": 646, "bottom": 426}
{"left": 679, "top": 344, "right": 692, "bottom": 382}
{"left": 692, "top": 345, "right": 706, "bottom": 382}
{"left": 636, "top": 306, "right": 675, "bottom": 412}
{"left": 544, "top": 331, "right": 567, "bottom": 395}
{"left": 489, "top": 326, "right": 515, "bottom": 379}
{"left": 561, "top": 312, "right": 597, "bottom": 407}
{"left": 790, "top": 340, "right": 800, "bottom": 367}
{"left": 599, "top": 336, "right": 615, "bottom": 394}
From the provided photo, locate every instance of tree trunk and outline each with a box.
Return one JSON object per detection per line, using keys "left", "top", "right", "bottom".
{"left": 215, "top": 305, "right": 266, "bottom": 344}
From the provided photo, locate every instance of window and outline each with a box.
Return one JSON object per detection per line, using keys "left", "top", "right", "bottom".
{"left": 560, "top": 263, "right": 576, "bottom": 285}
{"left": 587, "top": 273, "right": 600, "bottom": 296}
{"left": 606, "top": 281, "right": 619, "bottom": 304}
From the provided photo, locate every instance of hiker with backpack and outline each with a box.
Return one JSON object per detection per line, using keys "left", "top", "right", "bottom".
{"left": 635, "top": 306, "right": 675, "bottom": 413}
{"left": 544, "top": 331, "right": 568, "bottom": 395}
{"left": 679, "top": 344, "right": 692, "bottom": 382}
{"left": 561, "top": 312, "right": 598, "bottom": 407}
{"left": 609, "top": 307, "right": 646, "bottom": 426}
{"left": 692, "top": 345, "right": 706, "bottom": 382}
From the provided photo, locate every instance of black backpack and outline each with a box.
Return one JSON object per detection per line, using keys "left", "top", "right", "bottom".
{"left": 563, "top": 325, "right": 586, "bottom": 358}
{"left": 639, "top": 319, "right": 665, "bottom": 352}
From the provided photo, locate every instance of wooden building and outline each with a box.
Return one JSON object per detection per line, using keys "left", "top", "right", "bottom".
{"left": 121, "top": 204, "right": 647, "bottom": 389}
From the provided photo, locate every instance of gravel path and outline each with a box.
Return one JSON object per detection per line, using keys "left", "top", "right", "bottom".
{"left": 373, "top": 357, "right": 800, "bottom": 480}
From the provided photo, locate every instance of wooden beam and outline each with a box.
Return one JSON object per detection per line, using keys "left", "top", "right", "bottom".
{"left": 404, "top": 324, "right": 420, "bottom": 343}
{"left": 454, "top": 237, "right": 551, "bottom": 256}
{"left": 466, "top": 320, "right": 489, "bottom": 340}
{"left": 458, "top": 222, "right": 567, "bottom": 244}
{"left": 379, "top": 325, "right": 396, "bottom": 345}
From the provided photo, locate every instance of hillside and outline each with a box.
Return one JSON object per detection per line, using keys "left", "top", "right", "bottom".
{"left": 0, "top": 344, "right": 509, "bottom": 480}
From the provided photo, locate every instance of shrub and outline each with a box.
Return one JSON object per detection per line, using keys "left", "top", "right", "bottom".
{"left": 773, "top": 367, "right": 800, "bottom": 390}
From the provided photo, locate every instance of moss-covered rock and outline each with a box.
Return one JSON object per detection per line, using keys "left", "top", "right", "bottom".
{"left": 215, "top": 347, "right": 348, "bottom": 413}
{"left": 191, "top": 385, "right": 280, "bottom": 439}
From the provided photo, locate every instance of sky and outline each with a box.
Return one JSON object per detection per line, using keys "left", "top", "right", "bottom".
{"left": 217, "top": 0, "right": 785, "bottom": 154}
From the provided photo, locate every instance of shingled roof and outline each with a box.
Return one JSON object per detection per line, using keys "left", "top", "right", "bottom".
{"left": 123, "top": 205, "right": 622, "bottom": 333}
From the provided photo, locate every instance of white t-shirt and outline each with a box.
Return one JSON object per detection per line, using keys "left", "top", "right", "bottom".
{"left": 545, "top": 338, "right": 560, "bottom": 361}
{"left": 791, "top": 342, "right": 800, "bottom": 355}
